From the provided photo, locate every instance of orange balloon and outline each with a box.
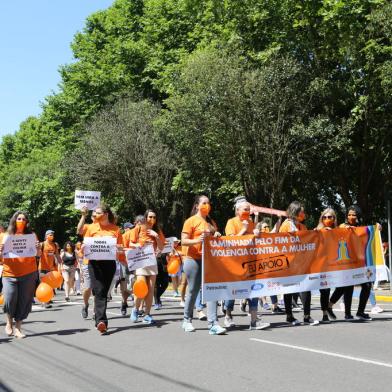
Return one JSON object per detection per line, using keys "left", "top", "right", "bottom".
{"left": 167, "top": 256, "right": 180, "bottom": 275}
{"left": 0, "top": 294, "right": 4, "bottom": 305}
{"left": 133, "top": 279, "right": 148, "bottom": 299}
{"left": 36, "top": 282, "right": 54, "bottom": 303}
{"left": 41, "top": 271, "right": 63, "bottom": 289}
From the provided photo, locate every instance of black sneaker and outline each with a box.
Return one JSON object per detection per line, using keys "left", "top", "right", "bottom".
{"left": 286, "top": 316, "right": 300, "bottom": 326}
{"left": 271, "top": 306, "right": 285, "bottom": 314}
{"left": 321, "top": 314, "right": 330, "bottom": 323}
{"left": 81, "top": 305, "right": 88, "bottom": 319}
{"left": 240, "top": 301, "right": 247, "bottom": 313}
{"left": 65, "top": 297, "right": 70, "bottom": 302}
{"left": 356, "top": 313, "right": 372, "bottom": 321}
{"left": 121, "top": 302, "right": 127, "bottom": 316}
{"left": 44, "top": 303, "right": 52, "bottom": 309}
{"left": 326, "top": 307, "right": 337, "bottom": 320}
{"left": 344, "top": 314, "right": 354, "bottom": 321}
{"left": 303, "top": 317, "right": 319, "bottom": 326}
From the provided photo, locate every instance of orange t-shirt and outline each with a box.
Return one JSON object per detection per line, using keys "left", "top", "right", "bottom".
{"left": 2, "top": 233, "right": 38, "bottom": 278}
{"left": 129, "top": 225, "right": 165, "bottom": 251}
{"left": 279, "top": 219, "right": 307, "bottom": 233}
{"left": 39, "top": 241, "right": 58, "bottom": 271}
{"left": 122, "top": 227, "right": 138, "bottom": 248}
{"left": 182, "top": 215, "right": 217, "bottom": 260}
{"left": 225, "top": 216, "right": 255, "bottom": 236}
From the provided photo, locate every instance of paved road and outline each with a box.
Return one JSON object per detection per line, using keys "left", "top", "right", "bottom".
{"left": 1, "top": 293, "right": 392, "bottom": 392}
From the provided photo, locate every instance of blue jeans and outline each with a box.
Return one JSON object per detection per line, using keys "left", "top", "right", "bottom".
{"left": 224, "top": 299, "right": 235, "bottom": 311}
{"left": 369, "top": 289, "right": 376, "bottom": 306}
{"left": 195, "top": 289, "right": 205, "bottom": 311}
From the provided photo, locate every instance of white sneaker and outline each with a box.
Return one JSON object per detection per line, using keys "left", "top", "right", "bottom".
{"left": 371, "top": 305, "right": 384, "bottom": 314}
{"left": 249, "top": 321, "right": 270, "bottom": 330}
{"left": 209, "top": 324, "right": 227, "bottom": 335}
{"left": 304, "top": 317, "right": 319, "bottom": 326}
{"left": 198, "top": 310, "right": 207, "bottom": 320}
{"left": 182, "top": 321, "right": 195, "bottom": 332}
{"left": 180, "top": 300, "right": 185, "bottom": 307}
{"left": 224, "top": 317, "right": 235, "bottom": 328}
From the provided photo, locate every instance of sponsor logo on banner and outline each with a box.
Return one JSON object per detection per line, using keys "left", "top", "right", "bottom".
{"left": 308, "top": 276, "right": 319, "bottom": 281}
{"left": 337, "top": 239, "right": 351, "bottom": 262}
{"left": 232, "top": 288, "right": 249, "bottom": 295}
{"left": 206, "top": 285, "right": 228, "bottom": 291}
{"left": 282, "top": 282, "right": 301, "bottom": 288}
{"left": 352, "top": 273, "right": 365, "bottom": 279}
{"left": 251, "top": 283, "right": 264, "bottom": 291}
{"left": 366, "top": 269, "right": 373, "bottom": 279}
{"left": 242, "top": 255, "right": 289, "bottom": 278}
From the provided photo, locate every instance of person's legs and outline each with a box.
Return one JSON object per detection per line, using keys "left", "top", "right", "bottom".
{"left": 144, "top": 275, "right": 156, "bottom": 315}
{"left": 62, "top": 268, "right": 71, "bottom": 298}
{"left": 300, "top": 291, "right": 311, "bottom": 317}
{"left": 329, "top": 287, "right": 344, "bottom": 306}
{"left": 74, "top": 268, "right": 81, "bottom": 294}
{"left": 343, "top": 286, "right": 354, "bottom": 316}
{"left": 224, "top": 300, "right": 235, "bottom": 318}
{"left": 89, "top": 260, "right": 116, "bottom": 327}
{"left": 183, "top": 258, "right": 201, "bottom": 321}
{"left": 2, "top": 276, "right": 17, "bottom": 334}
{"left": 357, "top": 282, "right": 371, "bottom": 315}
{"left": 180, "top": 273, "right": 187, "bottom": 302}
{"left": 284, "top": 293, "right": 293, "bottom": 318}
{"left": 320, "top": 288, "right": 330, "bottom": 314}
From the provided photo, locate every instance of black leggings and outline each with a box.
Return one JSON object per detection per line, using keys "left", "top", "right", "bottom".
{"left": 284, "top": 291, "right": 311, "bottom": 317}
{"left": 154, "top": 262, "right": 169, "bottom": 305}
{"left": 320, "top": 288, "right": 331, "bottom": 312}
{"left": 357, "top": 282, "right": 371, "bottom": 314}
{"left": 89, "top": 260, "right": 116, "bottom": 327}
{"left": 330, "top": 285, "right": 354, "bottom": 316}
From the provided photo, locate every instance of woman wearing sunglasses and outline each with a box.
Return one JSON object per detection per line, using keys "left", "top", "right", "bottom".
{"left": 315, "top": 208, "right": 338, "bottom": 323}
{"left": 279, "top": 201, "right": 319, "bottom": 326}
{"left": 0, "top": 211, "right": 41, "bottom": 338}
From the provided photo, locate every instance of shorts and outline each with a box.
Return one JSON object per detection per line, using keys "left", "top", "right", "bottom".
{"left": 120, "top": 264, "right": 130, "bottom": 280}
{"left": 61, "top": 265, "right": 76, "bottom": 281}
{"left": 81, "top": 264, "right": 92, "bottom": 289}
{"left": 136, "top": 265, "right": 158, "bottom": 276}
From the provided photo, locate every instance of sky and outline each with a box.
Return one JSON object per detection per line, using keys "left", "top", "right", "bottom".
{"left": 0, "top": 0, "right": 114, "bottom": 137}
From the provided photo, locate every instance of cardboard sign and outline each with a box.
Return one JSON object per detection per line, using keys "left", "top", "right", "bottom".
{"left": 2, "top": 234, "right": 37, "bottom": 258}
{"left": 83, "top": 236, "right": 117, "bottom": 260}
{"left": 126, "top": 244, "right": 157, "bottom": 271}
{"left": 74, "top": 190, "right": 101, "bottom": 211}
{"left": 161, "top": 237, "right": 178, "bottom": 254}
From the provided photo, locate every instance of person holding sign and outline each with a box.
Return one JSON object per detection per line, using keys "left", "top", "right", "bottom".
{"left": 329, "top": 205, "right": 375, "bottom": 321}
{"left": 181, "top": 195, "right": 226, "bottom": 335}
{"left": 315, "top": 208, "right": 338, "bottom": 323}
{"left": 279, "top": 201, "right": 319, "bottom": 326}
{"left": 128, "top": 210, "right": 165, "bottom": 325}
{"left": 82, "top": 205, "right": 123, "bottom": 335}
{"left": 225, "top": 199, "right": 270, "bottom": 330}
{"left": 0, "top": 211, "right": 41, "bottom": 338}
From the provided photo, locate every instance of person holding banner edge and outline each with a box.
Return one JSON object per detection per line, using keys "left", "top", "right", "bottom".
{"left": 0, "top": 211, "right": 41, "bottom": 338}
{"left": 279, "top": 201, "right": 319, "bottom": 326}
{"left": 181, "top": 195, "right": 226, "bottom": 335}
{"left": 225, "top": 199, "right": 270, "bottom": 330}
{"left": 81, "top": 205, "right": 124, "bottom": 335}
{"left": 315, "top": 208, "right": 338, "bottom": 323}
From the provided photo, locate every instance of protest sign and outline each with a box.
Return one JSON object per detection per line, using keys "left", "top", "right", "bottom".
{"left": 126, "top": 244, "right": 157, "bottom": 271}
{"left": 74, "top": 190, "right": 101, "bottom": 210}
{"left": 2, "top": 234, "right": 37, "bottom": 258}
{"left": 83, "top": 236, "right": 117, "bottom": 260}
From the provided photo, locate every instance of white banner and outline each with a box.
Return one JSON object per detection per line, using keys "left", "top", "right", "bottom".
{"left": 202, "top": 266, "right": 376, "bottom": 302}
{"left": 74, "top": 190, "right": 101, "bottom": 211}
{"left": 83, "top": 236, "right": 117, "bottom": 260}
{"left": 161, "top": 237, "right": 177, "bottom": 254}
{"left": 126, "top": 244, "right": 157, "bottom": 271}
{"left": 2, "top": 234, "right": 37, "bottom": 258}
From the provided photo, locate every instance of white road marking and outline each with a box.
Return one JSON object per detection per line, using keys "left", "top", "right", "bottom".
{"left": 250, "top": 338, "right": 392, "bottom": 369}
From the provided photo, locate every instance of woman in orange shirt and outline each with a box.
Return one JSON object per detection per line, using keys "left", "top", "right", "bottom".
{"left": 315, "top": 208, "right": 338, "bottom": 323}
{"left": 279, "top": 201, "right": 319, "bottom": 326}
{"left": 0, "top": 211, "right": 40, "bottom": 338}
{"left": 181, "top": 195, "right": 226, "bottom": 335}
{"left": 82, "top": 204, "right": 123, "bottom": 335}
{"left": 129, "top": 209, "right": 164, "bottom": 325}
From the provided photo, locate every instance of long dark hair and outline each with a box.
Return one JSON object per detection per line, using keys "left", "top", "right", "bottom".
{"left": 345, "top": 204, "right": 362, "bottom": 226}
{"left": 63, "top": 241, "right": 75, "bottom": 253}
{"left": 7, "top": 211, "right": 33, "bottom": 235}
{"left": 144, "top": 209, "right": 160, "bottom": 231}
{"left": 286, "top": 201, "right": 304, "bottom": 220}
{"left": 190, "top": 194, "right": 213, "bottom": 225}
{"left": 96, "top": 204, "right": 115, "bottom": 224}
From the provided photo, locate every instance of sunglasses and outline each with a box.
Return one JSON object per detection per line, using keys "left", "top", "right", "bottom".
{"left": 322, "top": 215, "right": 334, "bottom": 220}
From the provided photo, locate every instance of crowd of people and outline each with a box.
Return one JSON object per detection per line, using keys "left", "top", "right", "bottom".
{"left": 0, "top": 196, "right": 387, "bottom": 338}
